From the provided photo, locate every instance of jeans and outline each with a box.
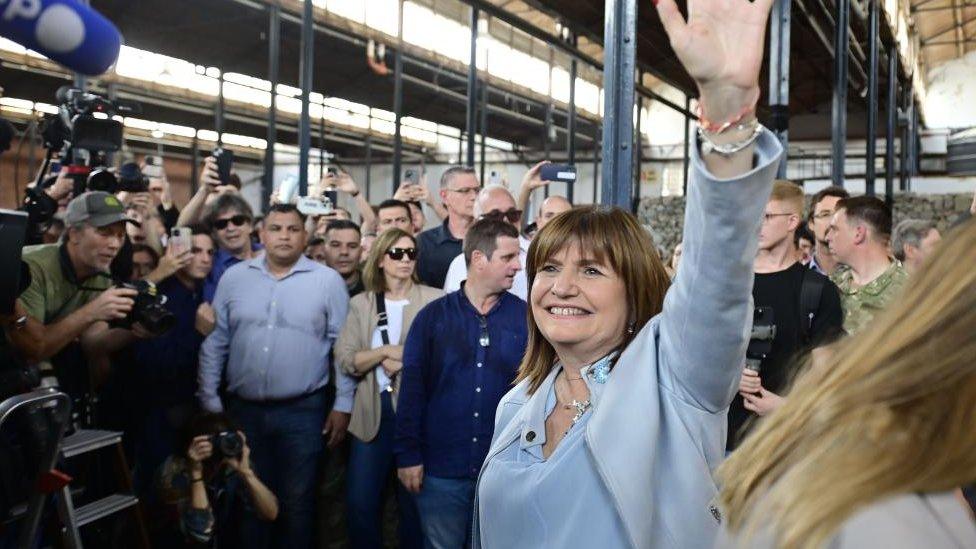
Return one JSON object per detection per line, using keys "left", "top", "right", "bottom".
{"left": 347, "top": 391, "right": 423, "bottom": 549}
{"left": 414, "top": 475, "right": 477, "bottom": 549}
{"left": 228, "top": 391, "right": 327, "bottom": 549}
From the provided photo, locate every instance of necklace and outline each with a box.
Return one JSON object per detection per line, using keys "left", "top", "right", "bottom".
{"left": 563, "top": 399, "right": 591, "bottom": 424}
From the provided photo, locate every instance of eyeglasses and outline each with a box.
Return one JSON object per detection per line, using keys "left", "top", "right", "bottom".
{"left": 447, "top": 186, "right": 482, "bottom": 196}
{"left": 812, "top": 211, "right": 834, "bottom": 220}
{"left": 213, "top": 215, "right": 250, "bottom": 230}
{"left": 482, "top": 208, "right": 523, "bottom": 224}
{"left": 761, "top": 212, "right": 793, "bottom": 223}
{"left": 385, "top": 247, "right": 418, "bottom": 261}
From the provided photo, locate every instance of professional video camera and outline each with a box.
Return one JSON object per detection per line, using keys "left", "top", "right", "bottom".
{"left": 21, "top": 87, "right": 142, "bottom": 240}
{"left": 108, "top": 280, "right": 175, "bottom": 336}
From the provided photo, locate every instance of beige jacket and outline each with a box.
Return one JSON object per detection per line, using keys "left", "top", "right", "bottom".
{"left": 334, "top": 284, "right": 443, "bottom": 442}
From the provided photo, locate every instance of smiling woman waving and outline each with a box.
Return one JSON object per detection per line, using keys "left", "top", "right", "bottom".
{"left": 472, "top": 0, "right": 781, "bottom": 546}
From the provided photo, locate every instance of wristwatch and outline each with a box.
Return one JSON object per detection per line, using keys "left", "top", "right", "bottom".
{"left": 10, "top": 315, "right": 28, "bottom": 331}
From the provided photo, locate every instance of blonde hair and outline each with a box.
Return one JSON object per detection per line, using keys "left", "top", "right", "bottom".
{"left": 517, "top": 206, "right": 671, "bottom": 395}
{"left": 769, "top": 179, "right": 804, "bottom": 217}
{"left": 362, "top": 228, "right": 417, "bottom": 293}
{"left": 717, "top": 219, "right": 976, "bottom": 549}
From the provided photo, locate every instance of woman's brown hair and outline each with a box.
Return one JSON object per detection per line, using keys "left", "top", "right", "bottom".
{"left": 718, "top": 219, "right": 976, "bottom": 549}
{"left": 516, "top": 206, "right": 671, "bottom": 394}
{"left": 362, "top": 228, "right": 418, "bottom": 293}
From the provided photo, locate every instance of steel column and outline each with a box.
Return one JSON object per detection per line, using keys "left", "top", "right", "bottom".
{"left": 393, "top": 0, "right": 405, "bottom": 192}
{"left": 769, "top": 0, "right": 791, "bottom": 178}
{"left": 900, "top": 84, "right": 913, "bottom": 191}
{"left": 216, "top": 71, "right": 225, "bottom": 146}
{"left": 567, "top": 54, "right": 577, "bottom": 203}
{"left": 297, "top": 0, "right": 314, "bottom": 196}
{"left": 593, "top": 125, "right": 600, "bottom": 204}
{"left": 831, "top": 0, "right": 850, "bottom": 187}
{"left": 262, "top": 2, "right": 280, "bottom": 213}
{"left": 543, "top": 103, "right": 552, "bottom": 199}
{"left": 865, "top": 0, "right": 879, "bottom": 196}
{"left": 600, "top": 0, "right": 637, "bottom": 208}
{"left": 480, "top": 78, "right": 488, "bottom": 183}
{"left": 318, "top": 112, "right": 325, "bottom": 179}
{"left": 884, "top": 44, "right": 897, "bottom": 206}
{"left": 191, "top": 134, "right": 200, "bottom": 194}
{"left": 466, "top": 7, "right": 479, "bottom": 168}
{"left": 634, "top": 95, "right": 642, "bottom": 207}
{"left": 364, "top": 135, "right": 372, "bottom": 201}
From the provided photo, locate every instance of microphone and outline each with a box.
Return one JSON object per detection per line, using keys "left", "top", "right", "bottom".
{"left": 0, "top": 0, "right": 122, "bottom": 76}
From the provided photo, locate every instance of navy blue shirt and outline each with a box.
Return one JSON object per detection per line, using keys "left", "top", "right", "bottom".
{"left": 132, "top": 276, "right": 204, "bottom": 408}
{"left": 416, "top": 219, "right": 463, "bottom": 289}
{"left": 203, "top": 243, "right": 263, "bottom": 303}
{"left": 395, "top": 288, "right": 527, "bottom": 479}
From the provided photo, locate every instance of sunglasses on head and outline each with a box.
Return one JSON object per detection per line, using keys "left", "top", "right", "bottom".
{"left": 213, "top": 215, "right": 250, "bottom": 230}
{"left": 385, "top": 247, "right": 418, "bottom": 261}
{"left": 482, "top": 208, "right": 522, "bottom": 224}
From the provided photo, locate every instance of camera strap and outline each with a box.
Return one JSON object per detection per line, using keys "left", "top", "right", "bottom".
{"left": 375, "top": 292, "right": 390, "bottom": 345}
{"left": 797, "top": 269, "right": 825, "bottom": 347}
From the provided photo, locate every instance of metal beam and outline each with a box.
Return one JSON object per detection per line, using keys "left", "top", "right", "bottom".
{"left": 567, "top": 54, "right": 577, "bottom": 203}
{"left": 922, "top": 38, "right": 976, "bottom": 46}
{"left": 600, "top": 0, "right": 637, "bottom": 209}
{"left": 865, "top": 0, "right": 879, "bottom": 196}
{"left": 634, "top": 94, "right": 642, "bottom": 207}
{"left": 364, "top": 135, "right": 372, "bottom": 201}
{"left": 262, "top": 2, "right": 280, "bottom": 213}
{"left": 830, "top": 0, "right": 850, "bottom": 187}
{"left": 393, "top": 0, "right": 405, "bottom": 192}
{"left": 466, "top": 7, "right": 479, "bottom": 168}
{"left": 216, "top": 71, "right": 225, "bottom": 146}
{"left": 480, "top": 77, "right": 489, "bottom": 183}
{"left": 921, "top": 13, "right": 976, "bottom": 44}
{"left": 913, "top": 2, "right": 976, "bottom": 12}
{"left": 769, "top": 0, "right": 791, "bottom": 178}
{"left": 297, "top": 0, "right": 314, "bottom": 196}
{"left": 543, "top": 102, "right": 552, "bottom": 199}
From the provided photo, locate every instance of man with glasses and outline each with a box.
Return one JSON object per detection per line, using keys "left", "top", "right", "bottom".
{"left": 807, "top": 186, "right": 850, "bottom": 276}
{"left": 728, "top": 181, "right": 842, "bottom": 450}
{"left": 202, "top": 194, "right": 262, "bottom": 303}
{"left": 442, "top": 185, "right": 530, "bottom": 300}
{"left": 415, "top": 167, "right": 480, "bottom": 288}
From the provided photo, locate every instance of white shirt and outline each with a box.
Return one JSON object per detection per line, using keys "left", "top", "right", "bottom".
{"left": 369, "top": 297, "right": 409, "bottom": 393}
{"left": 442, "top": 235, "right": 530, "bottom": 300}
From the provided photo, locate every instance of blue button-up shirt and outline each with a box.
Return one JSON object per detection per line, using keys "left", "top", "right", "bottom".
{"left": 202, "top": 243, "right": 263, "bottom": 303}
{"left": 394, "top": 288, "right": 527, "bottom": 479}
{"left": 197, "top": 255, "right": 354, "bottom": 413}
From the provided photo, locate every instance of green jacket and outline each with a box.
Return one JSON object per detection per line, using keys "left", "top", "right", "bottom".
{"left": 832, "top": 261, "right": 908, "bottom": 335}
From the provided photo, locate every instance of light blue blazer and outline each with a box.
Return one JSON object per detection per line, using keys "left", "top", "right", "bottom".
{"left": 473, "top": 129, "right": 784, "bottom": 549}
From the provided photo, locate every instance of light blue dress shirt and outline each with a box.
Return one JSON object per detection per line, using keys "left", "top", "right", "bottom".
{"left": 478, "top": 363, "right": 629, "bottom": 548}
{"left": 197, "top": 254, "right": 354, "bottom": 413}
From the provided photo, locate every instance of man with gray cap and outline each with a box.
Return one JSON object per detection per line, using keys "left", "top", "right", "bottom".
{"left": 8, "top": 191, "right": 145, "bottom": 368}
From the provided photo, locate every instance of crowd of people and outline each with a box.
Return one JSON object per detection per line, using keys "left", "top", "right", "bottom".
{"left": 1, "top": 0, "right": 975, "bottom": 547}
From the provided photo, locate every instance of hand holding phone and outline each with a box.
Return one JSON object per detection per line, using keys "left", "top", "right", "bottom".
{"left": 170, "top": 227, "right": 193, "bottom": 256}
{"left": 213, "top": 147, "right": 234, "bottom": 185}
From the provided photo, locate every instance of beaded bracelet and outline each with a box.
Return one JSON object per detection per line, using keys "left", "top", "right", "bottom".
{"left": 698, "top": 119, "right": 765, "bottom": 157}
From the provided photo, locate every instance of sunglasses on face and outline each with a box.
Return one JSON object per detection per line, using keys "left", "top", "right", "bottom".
{"left": 482, "top": 208, "right": 523, "bottom": 224}
{"left": 213, "top": 215, "right": 250, "bottom": 230}
{"left": 385, "top": 247, "right": 418, "bottom": 261}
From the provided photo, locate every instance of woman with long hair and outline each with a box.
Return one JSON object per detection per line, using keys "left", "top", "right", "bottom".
{"left": 472, "top": 0, "right": 782, "bottom": 546}
{"left": 334, "top": 228, "right": 442, "bottom": 549}
{"left": 716, "top": 219, "right": 976, "bottom": 549}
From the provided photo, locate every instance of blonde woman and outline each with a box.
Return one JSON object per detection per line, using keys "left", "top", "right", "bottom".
{"left": 716, "top": 219, "right": 976, "bottom": 549}
{"left": 333, "top": 228, "right": 442, "bottom": 549}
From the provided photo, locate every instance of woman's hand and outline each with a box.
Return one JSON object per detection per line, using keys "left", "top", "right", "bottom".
{"left": 384, "top": 345, "right": 404, "bottom": 361}
{"left": 738, "top": 367, "right": 762, "bottom": 395}
{"left": 380, "top": 358, "right": 403, "bottom": 377}
{"left": 742, "top": 387, "right": 785, "bottom": 417}
{"left": 655, "top": 0, "right": 773, "bottom": 124}
{"left": 521, "top": 161, "right": 550, "bottom": 191}
{"left": 187, "top": 435, "right": 213, "bottom": 472}
{"left": 397, "top": 465, "right": 424, "bottom": 494}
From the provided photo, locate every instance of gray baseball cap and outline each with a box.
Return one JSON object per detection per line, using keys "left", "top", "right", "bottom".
{"left": 64, "top": 191, "right": 139, "bottom": 228}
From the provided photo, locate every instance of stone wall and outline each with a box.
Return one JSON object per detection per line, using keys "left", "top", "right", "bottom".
{"left": 638, "top": 193, "right": 974, "bottom": 259}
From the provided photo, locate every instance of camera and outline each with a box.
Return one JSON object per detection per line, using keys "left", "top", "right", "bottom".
{"left": 107, "top": 280, "right": 175, "bottom": 336}
{"left": 210, "top": 431, "right": 243, "bottom": 459}
{"left": 745, "top": 306, "right": 777, "bottom": 373}
{"left": 37, "top": 86, "right": 141, "bottom": 196}
{"left": 297, "top": 195, "right": 335, "bottom": 216}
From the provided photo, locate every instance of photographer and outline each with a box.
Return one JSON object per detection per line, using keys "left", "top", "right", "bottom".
{"left": 8, "top": 192, "right": 144, "bottom": 373}
{"left": 158, "top": 412, "right": 278, "bottom": 547}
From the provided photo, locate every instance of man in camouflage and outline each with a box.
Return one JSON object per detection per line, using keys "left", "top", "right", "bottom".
{"left": 826, "top": 196, "right": 908, "bottom": 334}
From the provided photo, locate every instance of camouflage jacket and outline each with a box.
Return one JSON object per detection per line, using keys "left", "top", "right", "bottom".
{"left": 832, "top": 261, "right": 909, "bottom": 335}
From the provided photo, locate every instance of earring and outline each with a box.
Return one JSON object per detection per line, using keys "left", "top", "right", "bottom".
{"left": 627, "top": 322, "right": 635, "bottom": 335}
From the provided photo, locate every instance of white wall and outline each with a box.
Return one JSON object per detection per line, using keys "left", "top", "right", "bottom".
{"left": 924, "top": 51, "right": 976, "bottom": 130}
